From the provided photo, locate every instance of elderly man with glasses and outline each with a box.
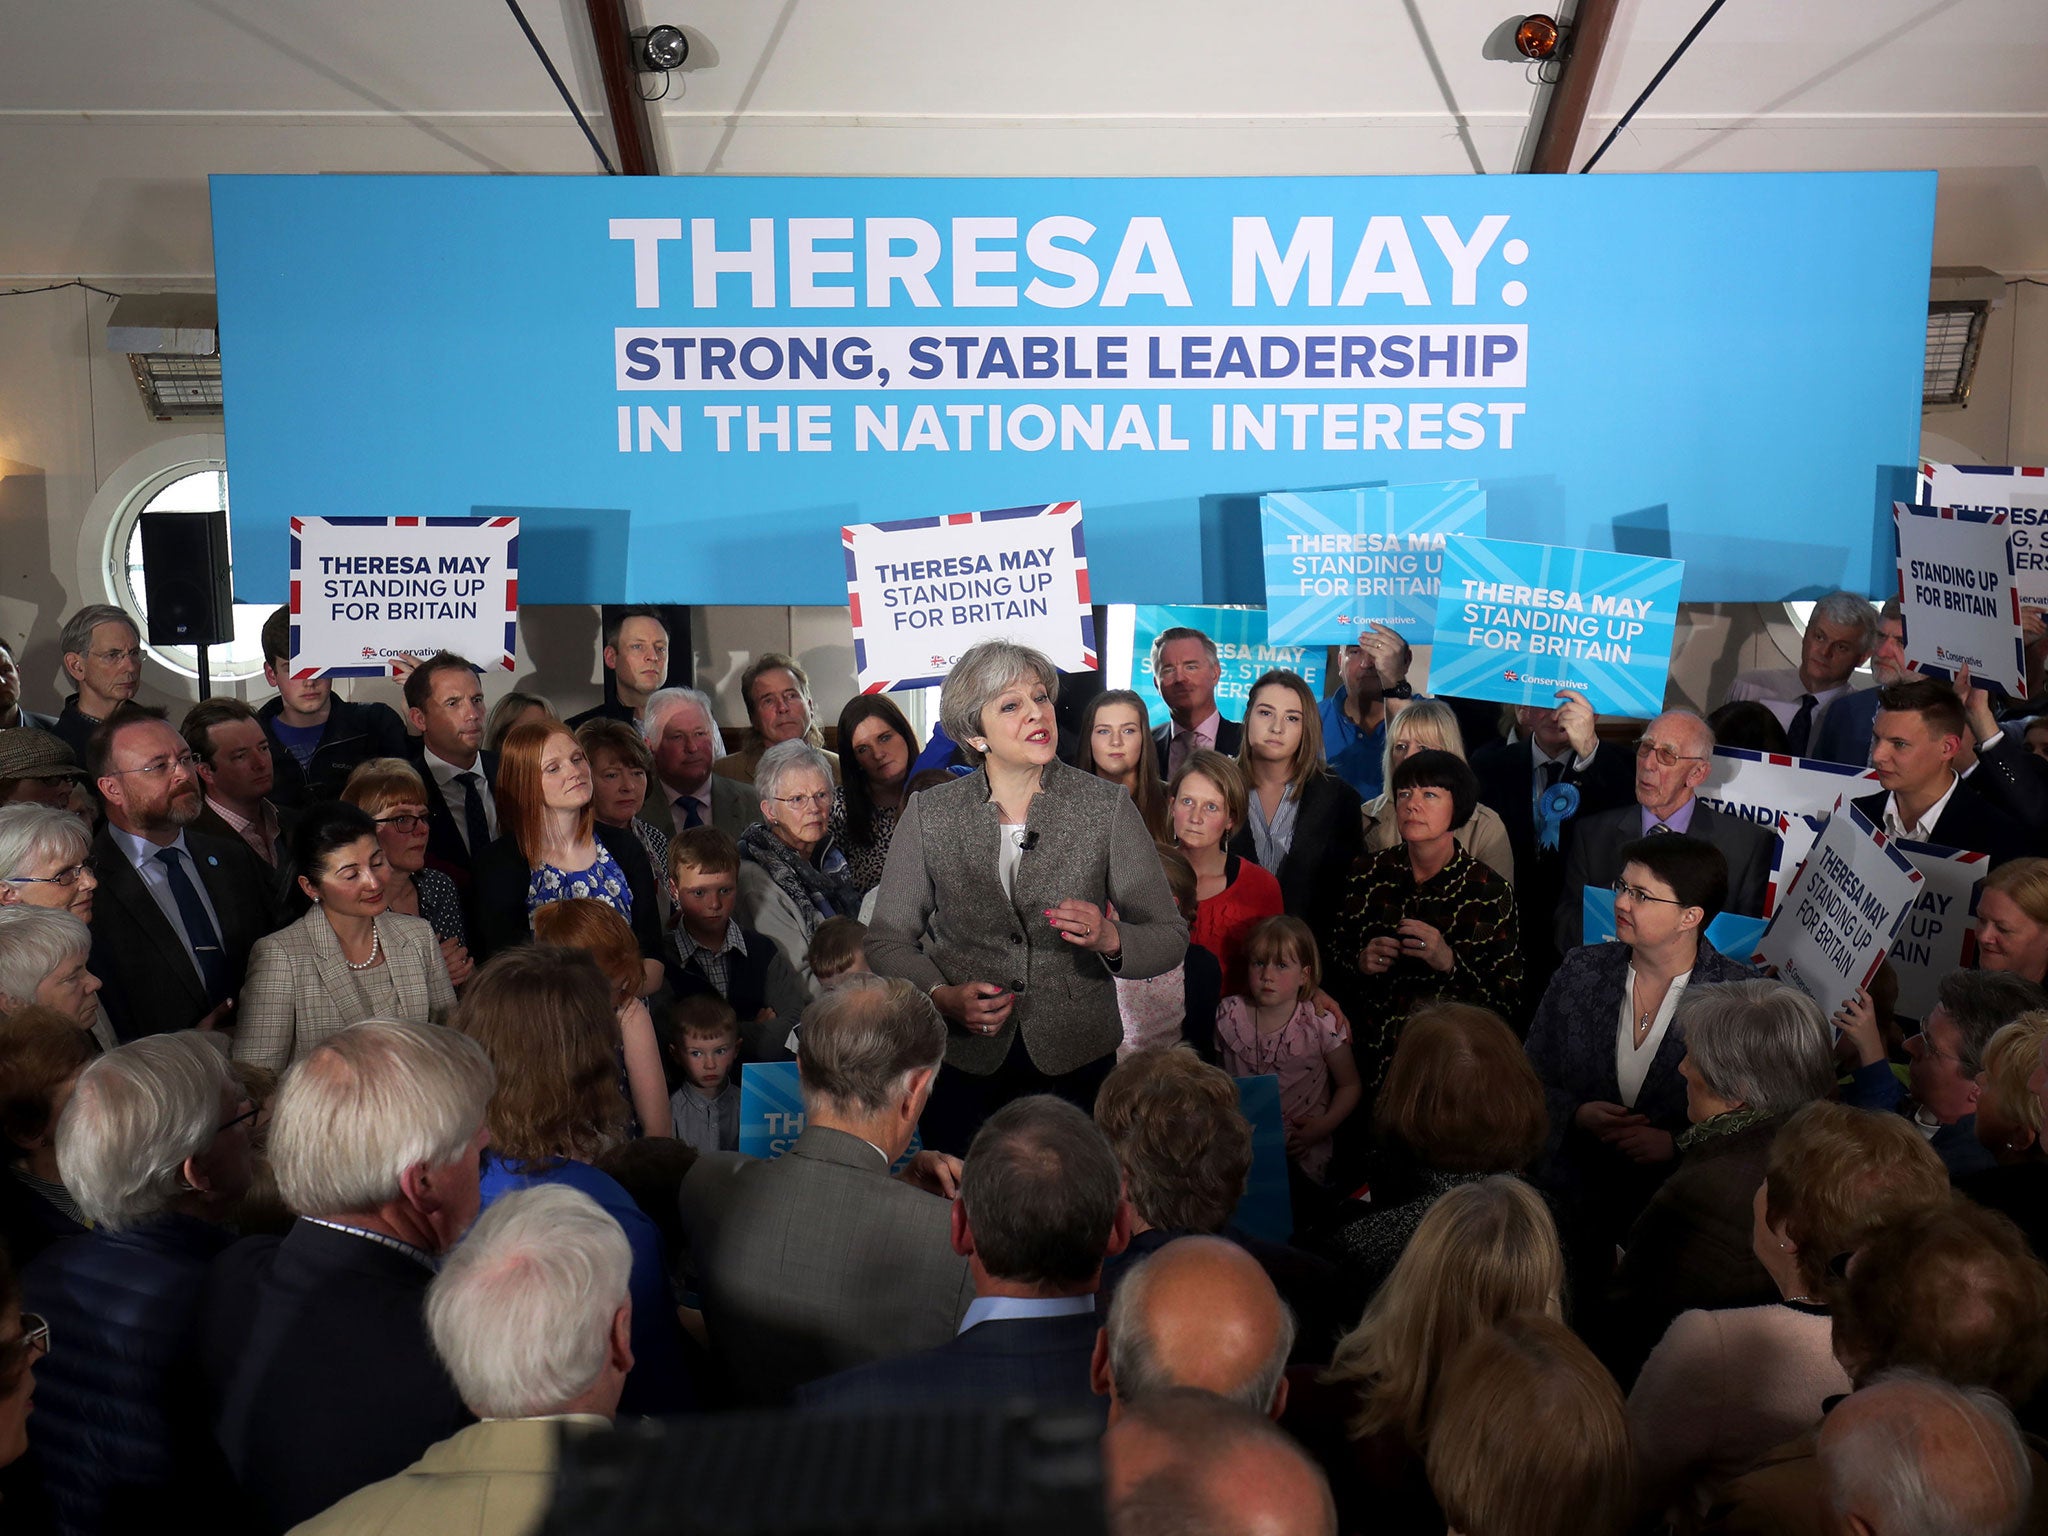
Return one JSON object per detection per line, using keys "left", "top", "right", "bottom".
{"left": 51, "top": 604, "right": 144, "bottom": 765}
{"left": 1555, "top": 708, "right": 1774, "bottom": 952}
{"left": 84, "top": 707, "right": 281, "bottom": 1041}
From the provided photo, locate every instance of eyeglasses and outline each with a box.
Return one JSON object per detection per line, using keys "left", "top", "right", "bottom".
{"left": 1612, "top": 876, "right": 1689, "bottom": 907}
{"left": 1634, "top": 740, "right": 1708, "bottom": 768}
{"left": 87, "top": 647, "right": 143, "bottom": 665}
{"left": 4, "top": 858, "right": 96, "bottom": 888}
{"left": 373, "top": 813, "right": 429, "bottom": 832}
{"left": 0, "top": 1312, "right": 51, "bottom": 1376}
{"left": 773, "top": 792, "right": 833, "bottom": 810}
{"left": 110, "top": 752, "right": 200, "bottom": 780}
{"left": 219, "top": 1101, "right": 260, "bottom": 1134}
{"left": 1909, "top": 1031, "right": 1966, "bottom": 1066}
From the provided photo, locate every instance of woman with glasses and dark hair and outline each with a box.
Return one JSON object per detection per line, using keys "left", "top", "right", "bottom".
{"left": 1329, "top": 749, "right": 1522, "bottom": 1099}
{"left": 342, "top": 758, "right": 470, "bottom": 986}
{"left": 233, "top": 803, "right": 459, "bottom": 1072}
{"left": 1525, "top": 833, "right": 1751, "bottom": 1268}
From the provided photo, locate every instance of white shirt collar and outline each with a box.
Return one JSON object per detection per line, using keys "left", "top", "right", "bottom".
{"left": 1883, "top": 771, "right": 1960, "bottom": 842}
{"left": 108, "top": 821, "right": 189, "bottom": 867}
{"left": 422, "top": 745, "right": 481, "bottom": 784}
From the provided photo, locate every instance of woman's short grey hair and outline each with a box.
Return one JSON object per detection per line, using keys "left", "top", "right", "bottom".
{"left": 1679, "top": 978, "right": 1837, "bottom": 1114}
{"left": 1810, "top": 591, "right": 1881, "bottom": 653}
{"left": 939, "top": 641, "right": 1060, "bottom": 768}
{"left": 0, "top": 906, "right": 91, "bottom": 1009}
{"left": 57, "top": 1031, "right": 236, "bottom": 1230}
{"left": 426, "top": 1184, "right": 631, "bottom": 1419}
{"left": 0, "top": 805, "right": 91, "bottom": 893}
{"left": 268, "top": 1018, "right": 495, "bottom": 1216}
{"left": 798, "top": 973, "right": 947, "bottom": 1116}
{"left": 754, "top": 737, "right": 835, "bottom": 805}
{"left": 640, "top": 686, "right": 727, "bottom": 761}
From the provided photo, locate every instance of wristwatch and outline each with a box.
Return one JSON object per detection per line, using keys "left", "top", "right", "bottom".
{"left": 1384, "top": 680, "right": 1413, "bottom": 700}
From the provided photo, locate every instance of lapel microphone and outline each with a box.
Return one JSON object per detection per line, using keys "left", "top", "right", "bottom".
{"left": 1018, "top": 829, "right": 1040, "bottom": 851}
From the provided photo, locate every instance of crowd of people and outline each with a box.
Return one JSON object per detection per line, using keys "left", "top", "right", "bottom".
{"left": 1, "top": 589, "right": 2047, "bottom": 1536}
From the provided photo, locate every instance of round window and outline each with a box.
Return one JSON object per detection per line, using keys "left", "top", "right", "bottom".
{"left": 108, "top": 459, "right": 271, "bottom": 683}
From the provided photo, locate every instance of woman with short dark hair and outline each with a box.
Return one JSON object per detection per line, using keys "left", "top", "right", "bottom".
{"left": 458, "top": 946, "right": 691, "bottom": 1414}
{"left": 1329, "top": 750, "right": 1521, "bottom": 1096}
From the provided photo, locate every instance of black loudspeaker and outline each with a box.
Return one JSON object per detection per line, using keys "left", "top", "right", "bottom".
{"left": 139, "top": 511, "right": 234, "bottom": 646}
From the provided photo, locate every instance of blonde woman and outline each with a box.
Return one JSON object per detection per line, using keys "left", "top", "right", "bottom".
{"left": 1955, "top": 1011, "right": 2048, "bottom": 1260}
{"left": 1284, "top": 1176, "right": 1563, "bottom": 1536}
{"left": 1976, "top": 858, "right": 2048, "bottom": 985}
{"left": 1359, "top": 698, "right": 1514, "bottom": 884}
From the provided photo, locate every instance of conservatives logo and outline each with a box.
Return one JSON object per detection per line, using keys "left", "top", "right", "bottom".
{"left": 1505, "top": 666, "right": 1590, "bottom": 691}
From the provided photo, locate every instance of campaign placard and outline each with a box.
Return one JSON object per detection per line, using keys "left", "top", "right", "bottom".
{"left": 1894, "top": 501, "right": 2027, "bottom": 698}
{"left": 1692, "top": 747, "right": 1881, "bottom": 914}
{"left": 1920, "top": 462, "right": 2048, "bottom": 607}
{"left": 844, "top": 500, "right": 1095, "bottom": 693}
{"left": 1888, "top": 840, "right": 1987, "bottom": 1023}
{"left": 1753, "top": 804, "right": 1924, "bottom": 1004}
{"left": 1578, "top": 887, "right": 1768, "bottom": 963}
{"left": 737, "top": 1060, "right": 922, "bottom": 1169}
{"left": 1231, "top": 1074, "right": 1294, "bottom": 1245}
{"left": 1425, "top": 535, "right": 1683, "bottom": 718}
{"left": 287, "top": 516, "right": 518, "bottom": 678}
{"left": 1259, "top": 480, "right": 1487, "bottom": 644}
{"left": 1128, "top": 605, "right": 1326, "bottom": 725}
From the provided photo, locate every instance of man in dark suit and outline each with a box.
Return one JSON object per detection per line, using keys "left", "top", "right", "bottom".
{"left": 1471, "top": 689, "right": 1633, "bottom": 1007}
{"left": 254, "top": 606, "right": 412, "bottom": 808}
{"left": 679, "top": 974, "right": 975, "bottom": 1405}
{"left": 200, "top": 1019, "right": 494, "bottom": 1535}
{"left": 565, "top": 607, "right": 669, "bottom": 731}
{"left": 636, "top": 686, "right": 755, "bottom": 841}
{"left": 182, "top": 697, "right": 299, "bottom": 877}
{"left": 401, "top": 652, "right": 498, "bottom": 890}
{"left": 800, "top": 1095, "right": 1129, "bottom": 1415}
{"left": 1151, "top": 628, "right": 1242, "bottom": 779}
{"left": 1556, "top": 709, "right": 1776, "bottom": 951}
{"left": 86, "top": 709, "right": 279, "bottom": 1039}
{"left": 52, "top": 605, "right": 144, "bottom": 765}
{"left": 1091, "top": 1235, "right": 1295, "bottom": 1422}
{"left": 1806, "top": 601, "right": 1905, "bottom": 766}
{"left": 0, "top": 636, "right": 58, "bottom": 734}
{"left": 1852, "top": 680, "right": 2032, "bottom": 867}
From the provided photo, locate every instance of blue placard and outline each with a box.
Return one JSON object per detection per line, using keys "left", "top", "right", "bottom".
{"left": 1260, "top": 480, "right": 1488, "bottom": 643}
{"left": 1128, "top": 606, "right": 1328, "bottom": 725}
{"left": 1231, "top": 1074, "right": 1294, "bottom": 1245}
{"left": 211, "top": 172, "right": 1931, "bottom": 605}
{"left": 737, "top": 1059, "right": 922, "bottom": 1169}
{"left": 1580, "top": 886, "right": 1770, "bottom": 963}
{"left": 1428, "top": 535, "right": 1685, "bottom": 718}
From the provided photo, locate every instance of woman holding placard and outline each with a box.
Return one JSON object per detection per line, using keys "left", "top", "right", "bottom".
{"left": 1228, "top": 671, "right": 1364, "bottom": 947}
{"left": 868, "top": 640, "right": 1186, "bottom": 1152}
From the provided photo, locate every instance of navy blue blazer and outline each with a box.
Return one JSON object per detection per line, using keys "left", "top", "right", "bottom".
{"left": 200, "top": 1219, "right": 469, "bottom": 1535}
{"left": 1807, "top": 686, "right": 1882, "bottom": 766}
{"left": 795, "top": 1310, "right": 1104, "bottom": 1420}
{"left": 1227, "top": 770, "right": 1365, "bottom": 951}
{"left": 1525, "top": 942, "right": 1755, "bottom": 1217}
{"left": 1850, "top": 778, "right": 2033, "bottom": 868}
{"left": 1153, "top": 716, "right": 1243, "bottom": 778}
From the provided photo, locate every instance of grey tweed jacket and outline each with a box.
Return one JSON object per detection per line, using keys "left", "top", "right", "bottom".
{"left": 867, "top": 758, "right": 1187, "bottom": 1076}
{"left": 232, "top": 909, "right": 456, "bottom": 1073}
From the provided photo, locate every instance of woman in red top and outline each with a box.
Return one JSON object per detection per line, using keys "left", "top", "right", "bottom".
{"left": 1171, "top": 748, "right": 1284, "bottom": 991}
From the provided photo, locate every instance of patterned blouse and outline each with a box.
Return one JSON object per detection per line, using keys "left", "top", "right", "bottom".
{"left": 830, "top": 788, "right": 902, "bottom": 894}
{"left": 1328, "top": 842, "right": 1522, "bottom": 1097}
{"left": 526, "top": 839, "right": 634, "bottom": 924}
{"left": 412, "top": 866, "right": 468, "bottom": 945}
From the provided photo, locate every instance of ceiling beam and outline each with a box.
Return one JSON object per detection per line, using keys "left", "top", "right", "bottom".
{"left": 1526, "top": 0, "right": 1622, "bottom": 173}
{"left": 582, "top": 0, "right": 663, "bottom": 175}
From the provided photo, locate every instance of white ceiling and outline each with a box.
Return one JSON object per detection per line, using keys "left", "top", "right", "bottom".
{"left": 1, "top": 0, "right": 2044, "bottom": 278}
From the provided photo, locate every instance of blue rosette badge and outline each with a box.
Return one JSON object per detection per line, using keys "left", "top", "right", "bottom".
{"left": 1535, "top": 781, "right": 1581, "bottom": 852}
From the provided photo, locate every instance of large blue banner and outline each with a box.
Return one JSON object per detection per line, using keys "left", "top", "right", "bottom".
{"left": 211, "top": 172, "right": 1931, "bottom": 606}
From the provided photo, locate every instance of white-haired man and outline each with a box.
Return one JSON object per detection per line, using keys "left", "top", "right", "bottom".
{"left": 680, "top": 973, "right": 972, "bottom": 1405}
{"left": 290, "top": 1185, "right": 633, "bottom": 1536}
{"left": 1818, "top": 1372, "right": 2037, "bottom": 1536}
{"left": 637, "top": 686, "right": 753, "bottom": 840}
{"left": 201, "top": 1018, "right": 495, "bottom": 1535}
{"left": 1726, "top": 590, "right": 1880, "bottom": 756}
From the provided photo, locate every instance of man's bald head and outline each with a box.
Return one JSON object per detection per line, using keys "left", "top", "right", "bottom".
{"left": 1819, "top": 1372, "right": 2033, "bottom": 1536}
{"left": 1105, "top": 1388, "right": 1335, "bottom": 1536}
{"left": 1096, "top": 1236, "right": 1294, "bottom": 1420}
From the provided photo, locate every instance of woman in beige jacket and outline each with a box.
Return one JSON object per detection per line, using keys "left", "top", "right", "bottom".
{"left": 1359, "top": 698, "right": 1514, "bottom": 883}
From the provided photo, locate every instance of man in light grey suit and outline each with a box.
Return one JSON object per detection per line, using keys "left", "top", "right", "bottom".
{"left": 1556, "top": 708, "right": 1775, "bottom": 951}
{"left": 678, "top": 972, "right": 974, "bottom": 1405}
{"left": 637, "top": 687, "right": 755, "bottom": 842}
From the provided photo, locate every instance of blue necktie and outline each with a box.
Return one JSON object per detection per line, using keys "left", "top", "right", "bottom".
{"left": 677, "top": 795, "right": 704, "bottom": 830}
{"left": 155, "top": 847, "right": 230, "bottom": 1004}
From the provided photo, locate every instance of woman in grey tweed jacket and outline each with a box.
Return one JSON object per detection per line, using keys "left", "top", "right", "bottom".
{"left": 868, "top": 641, "right": 1188, "bottom": 1150}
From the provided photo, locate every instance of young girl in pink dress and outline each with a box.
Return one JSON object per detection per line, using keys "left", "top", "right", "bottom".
{"left": 1215, "top": 915, "right": 1361, "bottom": 1183}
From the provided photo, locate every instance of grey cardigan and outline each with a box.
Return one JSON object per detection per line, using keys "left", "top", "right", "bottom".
{"left": 868, "top": 759, "right": 1187, "bottom": 1076}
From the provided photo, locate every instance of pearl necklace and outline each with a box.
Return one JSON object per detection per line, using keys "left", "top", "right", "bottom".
{"left": 344, "top": 921, "right": 382, "bottom": 972}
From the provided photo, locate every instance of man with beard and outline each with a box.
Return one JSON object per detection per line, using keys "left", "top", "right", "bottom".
{"left": 85, "top": 707, "right": 279, "bottom": 1039}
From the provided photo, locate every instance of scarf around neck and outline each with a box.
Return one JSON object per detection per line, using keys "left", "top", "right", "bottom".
{"left": 737, "top": 820, "right": 860, "bottom": 937}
